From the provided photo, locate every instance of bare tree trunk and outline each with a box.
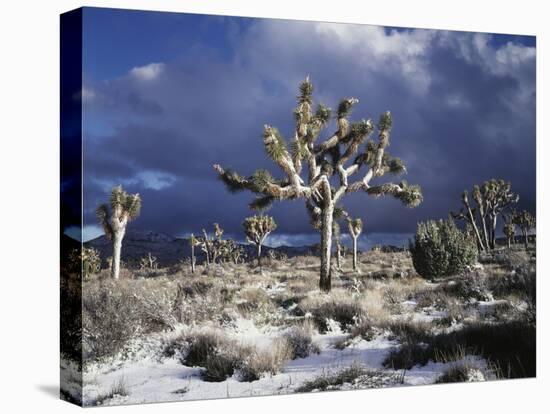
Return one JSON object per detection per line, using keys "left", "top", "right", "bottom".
{"left": 507, "top": 238, "right": 511, "bottom": 249}
{"left": 111, "top": 232, "right": 123, "bottom": 279}
{"left": 352, "top": 236, "right": 358, "bottom": 272}
{"left": 479, "top": 210, "right": 490, "bottom": 251}
{"left": 523, "top": 229, "right": 529, "bottom": 249}
{"left": 257, "top": 243, "right": 262, "bottom": 268}
{"left": 490, "top": 214, "right": 498, "bottom": 249}
{"left": 335, "top": 243, "right": 341, "bottom": 270}
{"left": 191, "top": 244, "right": 196, "bottom": 273}
{"left": 466, "top": 206, "right": 484, "bottom": 251}
{"left": 319, "top": 205, "right": 334, "bottom": 292}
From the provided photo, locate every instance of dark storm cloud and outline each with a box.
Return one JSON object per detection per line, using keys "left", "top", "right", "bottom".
{"left": 82, "top": 16, "right": 535, "bottom": 244}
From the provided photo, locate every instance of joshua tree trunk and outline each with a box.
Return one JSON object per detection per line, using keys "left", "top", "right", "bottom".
{"left": 479, "top": 213, "right": 490, "bottom": 251}
{"left": 191, "top": 244, "right": 196, "bottom": 273}
{"left": 490, "top": 214, "right": 498, "bottom": 249}
{"left": 335, "top": 243, "right": 342, "bottom": 270}
{"left": 523, "top": 229, "right": 529, "bottom": 249}
{"left": 257, "top": 243, "right": 262, "bottom": 268}
{"left": 352, "top": 236, "right": 358, "bottom": 271}
{"left": 507, "top": 238, "right": 511, "bottom": 249}
{"left": 319, "top": 205, "right": 334, "bottom": 292}
{"left": 467, "top": 209, "right": 484, "bottom": 251}
{"left": 111, "top": 231, "right": 124, "bottom": 280}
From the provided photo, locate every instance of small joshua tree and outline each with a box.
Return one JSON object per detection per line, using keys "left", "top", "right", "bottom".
{"left": 139, "top": 252, "right": 158, "bottom": 270}
{"left": 68, "top": 247, "right": 101, "bottom": 280}
{"left": 453, "top": 179, "right": 518, "bottom": 251}
{"left": 346, "top": 216, "right": 363, "bottom": 272}
{"left": 199, "top": 223, "right": 226, "bottom": 265}
{"left": 243, "top": 215, "right": 277, "bottom": 267}
{"left": 503, "top": 222, "right": 516, "bottom": 249}
{"left": 214, "top": 77, "right": 422, "bottom": 291}
{"left": 96, "top": 185, "right": 141, "bottom": 279}
{"left": 512, "top": 210, "right": 535, "bottom": 249}
{"left": 189, "top": 233, "right": 200, "bottom": 273}
{"left": 219, "top": 239, "right": 245, "bottom": 264}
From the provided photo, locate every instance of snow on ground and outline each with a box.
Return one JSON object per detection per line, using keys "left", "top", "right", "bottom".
{"left": 80, "top": 312, "right": 487, "bottom": 406}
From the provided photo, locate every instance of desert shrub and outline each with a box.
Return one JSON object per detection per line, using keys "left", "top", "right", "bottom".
{"left": 410, "top": 219, "right": 478, "bottom": 279}
{"left": 295, "top": 363, "right": 368, "bottom": 392}
{"left": 236, "top": 288, "right": 272, "bottom": 313}
{"left": 179, "top": 280, "right": 213, "bottom": 298}
{"left": 282, "top": 323, "right": 320, "bottom": 359}
{"left": 82, "top": 286, "right": 142, "bottom": 360}
{"left": 203, "top": 350, "right": 242, "bottom": 382}
{"left": 384, "top": 319, "right": 433, "bottom": 344}
{"left": 436, "top": 364, "right": 486, "bottom": 383}
{"left": 384, "top": 342, "right": 432, "bottom": 370}
{"left": 95, "top": 376, "right": 129, "bottom": 405}
{"left": 82, "top": 279, "right": 179, "bottom": 361}
{"left": 442, "top": 271, "right": 493, "bottom": 302}
{"left": 299, "top": 291, "right": 365, "bottom": 333}
{"left": 479, "top": 249, "right": 529, "bottom": 270}
{"left": 384, "top": 321, "right": 535, "bottom": 378}
{"left": 172, "top": 330, "right": 291, "bottom": 382}
{"left": 68, "top": 247, "right": 102, "bottom": 279}
{"left": 181, "top": 331, "right": 226, "bottom": 367}
{"left": 238, "top": 339, "right": 292, "bottom": 381}
{"left": 487, "top": 266, "right": 536, "bottom": 306}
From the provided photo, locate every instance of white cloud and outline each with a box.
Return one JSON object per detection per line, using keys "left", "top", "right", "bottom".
{"left": 73, "top": 86, "right": 96, "bottom": 102}
{"left": 130, "top": 62, "right": 165, "bottom": 81}
{"left": 313, "top": 24, "right": 435, "bottom": 94}
{"left": 64, "top": 224, "right": 104, "bottom": 242}
{"left": 92, "top": 170, "right": 177, "bottom": 192}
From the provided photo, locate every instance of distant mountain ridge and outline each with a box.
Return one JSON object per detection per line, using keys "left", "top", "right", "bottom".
{"left": 84, "top": 229, "right": 316, "bottom": 267}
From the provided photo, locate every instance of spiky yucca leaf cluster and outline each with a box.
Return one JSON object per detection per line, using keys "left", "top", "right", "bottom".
{"left": 298, "top": 77, "right": 313, "bottom": 104}
{"left": 243, "top": 215, "right": 277, "bottom": 244}
{"left": 367, "top": 181, "right": 422, "bottom": 208}
{"left": 189, "top": 233, "right": 200, "bottom": 247}
{"left": 349, "top": 218, "right": 363, "bottom": 236}
{"left": 377, "top": 111, "right": 393, "bottom": 131}
{"left": 337, "top": 98, "right": 358, "bottom": 118}
{"left": 96, "top": 185, "right": 141, "bottom": 240}
{"left": 263, "top": 126, "right": 288, "bottom": 164}
{"left": 315, "top": 103, "right": 332, "bottom": 125}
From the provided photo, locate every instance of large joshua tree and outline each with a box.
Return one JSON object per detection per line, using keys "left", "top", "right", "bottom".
{"left": 214, "top": 77, "right": 422, "bottom": 291}
{"left": 96, "top": 185, "right": 141, "bottom": 279}
{"left": 243, "top": 215, "right": 277, "bottom": 267}
{"left": 346, "top": 216, "right": 363, "bottom": 272}
{"left": 453, "top": 179, "right": 518, "bottom": 251}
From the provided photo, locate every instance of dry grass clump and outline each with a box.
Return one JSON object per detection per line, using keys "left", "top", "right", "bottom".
{"left": 299, "top": 289, "right": 365, "bottom": 333}
{"left": 164, "top": 329, "right": 292, "bottom": 382}
{"left": 436, "top": 364, "right": 486, "bottom": 383}
{"left": 238, "top": 339, "right": 292, "bottom": 381}
{"left": 383, "top": 320, "right": 535, "bottom": 378}
{"left": 95, "top": 376, "right": 129, "bottom": 405}
{"left": 282, "top": 321, "right": 320, "bottom": 359}
{"left": 235, "top": 288, "right": 272, "bottom": 313}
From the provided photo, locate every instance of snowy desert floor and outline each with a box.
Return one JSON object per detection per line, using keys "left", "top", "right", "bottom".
{"left": 61, "top": 248, "right": 536, "bottom": 406}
